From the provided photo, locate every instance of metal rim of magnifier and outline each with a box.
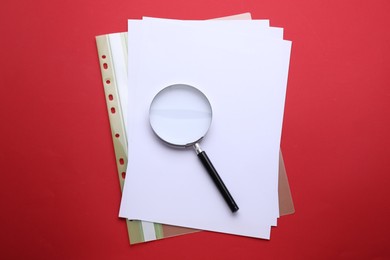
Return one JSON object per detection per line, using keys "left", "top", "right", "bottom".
{"left": 149, "top": 84, "right": 213, "bottom": 148}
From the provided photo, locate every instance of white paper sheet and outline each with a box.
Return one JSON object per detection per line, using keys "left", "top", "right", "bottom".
{"left": 120, "top": 19, "right": 291, "bottom": 239}
{"left": 139, "top": 18, "right": 285, "bottom": 227}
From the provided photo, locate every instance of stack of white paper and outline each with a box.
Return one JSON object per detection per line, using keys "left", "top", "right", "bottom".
{"left": 119, "top": 18, "right": 291, "bottom": 239}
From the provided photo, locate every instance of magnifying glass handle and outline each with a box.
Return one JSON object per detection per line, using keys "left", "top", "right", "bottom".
{"left": 194, "top": 144, "right": 239, "bottom": 213}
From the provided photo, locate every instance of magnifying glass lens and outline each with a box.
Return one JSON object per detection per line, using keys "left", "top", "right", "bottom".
{"left": 149, "top": 84, "right": 212, "bottom": 147}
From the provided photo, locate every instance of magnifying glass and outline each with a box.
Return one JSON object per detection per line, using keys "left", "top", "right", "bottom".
{"left": 149, "top": 84, "right": 239, "bottom": 213}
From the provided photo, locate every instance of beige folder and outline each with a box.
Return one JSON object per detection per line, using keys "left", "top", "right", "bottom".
{"left": 96, "top": 12, "right": 294, "bottom": 245}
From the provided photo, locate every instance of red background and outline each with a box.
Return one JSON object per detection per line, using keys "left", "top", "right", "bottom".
{"left": 1, "top": 0, "right": 389, "bottom": 259}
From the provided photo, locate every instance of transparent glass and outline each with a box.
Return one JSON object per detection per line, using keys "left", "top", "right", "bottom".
{"left": 149, "top": 84, "right": 212, "bottom": 147}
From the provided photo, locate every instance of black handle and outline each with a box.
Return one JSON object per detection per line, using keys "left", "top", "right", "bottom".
{"left": 197, "top": 151, "right": 239, "bottom": 212}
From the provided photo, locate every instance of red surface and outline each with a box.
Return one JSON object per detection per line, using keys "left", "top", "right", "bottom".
{"left": 1, "top": 0, "right": 389, "bottom": 259}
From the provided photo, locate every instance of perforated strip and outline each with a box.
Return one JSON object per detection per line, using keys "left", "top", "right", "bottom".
{"left": 96, "top": 35, "right": 128, "bottom": 190}
{"left": 96, "top": 35, "right": 146, "bottom": 244}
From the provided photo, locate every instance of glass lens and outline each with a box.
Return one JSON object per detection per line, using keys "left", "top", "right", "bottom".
{"left": 149, "top": 84, "right": 212, "bottom": 147}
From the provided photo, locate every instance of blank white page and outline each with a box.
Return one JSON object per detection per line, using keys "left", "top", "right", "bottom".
{"left": 120, "top": 19, "right": 291, "bottom": 239}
